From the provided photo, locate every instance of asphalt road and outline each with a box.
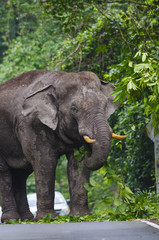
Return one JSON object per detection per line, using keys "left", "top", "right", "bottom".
{"left": 0, "top": 221, "right": 159, "bottom": 240}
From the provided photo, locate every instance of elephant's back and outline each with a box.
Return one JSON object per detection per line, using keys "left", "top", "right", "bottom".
{"left": 0, "top": 70, "right": 49, "bottom": 91}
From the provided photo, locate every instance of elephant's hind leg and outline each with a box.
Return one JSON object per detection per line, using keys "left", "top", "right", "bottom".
{"left": 12, "top": 169, "right": 34, "bottom": 221}
{"left": 0, "top": 161, "right": 20, "bottom": 222}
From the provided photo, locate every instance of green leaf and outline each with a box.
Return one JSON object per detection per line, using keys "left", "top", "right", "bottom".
{"left": 134, "top": 63, "right": 152, "bottom": 73}
{"left": 89, "top": 178, "right": 96, "bottom": 187}
{"left": 127, "top": 80, "right": 138, "bottom": 92}
{"left": 125, "top": 186, "right": 134, "bottom": 195}
{"left": 134, "top": 50, "right": 141, "bottom": 58}
{"left": 129, "top": 61, "right": 133, "bottom": 67}
{"left": 147, "top": 82, "right": 157, "bottom": 86}
{"left": 142, "top": 53, "right": 147, "bottom": 62}
{"left": 114, "top": 198, "right": 122, "bottom": 207}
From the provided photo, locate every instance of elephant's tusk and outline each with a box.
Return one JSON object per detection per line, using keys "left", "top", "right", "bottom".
{"left": 83, "top": 136, "right": 96, "bottom": 143}
{"left": 112, "top": 133, "right": 127, "bottom": 139}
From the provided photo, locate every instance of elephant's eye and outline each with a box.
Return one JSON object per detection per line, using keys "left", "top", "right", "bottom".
{"left": 71, "top": 105, "right": 78, "bottom": 113}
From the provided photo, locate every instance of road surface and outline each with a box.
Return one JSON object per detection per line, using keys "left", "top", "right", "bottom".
{"left": 0, "top": 221, "right": 159, "bottom": 240}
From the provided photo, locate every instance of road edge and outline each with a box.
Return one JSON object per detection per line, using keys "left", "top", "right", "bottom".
{"left": 141, "top": 220, "right": 159, "bottom": 230}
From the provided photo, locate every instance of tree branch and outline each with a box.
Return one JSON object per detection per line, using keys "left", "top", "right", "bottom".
{"left": 116, "top": 21, "right": 132, "bottom": 53}
{"left": 52, "top": 41, "right": 83, "bottom": 70}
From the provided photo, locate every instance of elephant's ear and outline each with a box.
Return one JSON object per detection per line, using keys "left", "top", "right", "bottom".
{"left": 101, "top": 81, "right": 119, "bottom": 118}
{"left": 22, "top": 86, "right": 58, "bottom": 131}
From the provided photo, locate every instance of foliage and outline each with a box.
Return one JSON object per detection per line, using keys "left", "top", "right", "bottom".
{"left": 112, "top": 53, "right": 159, "bottom": 134}
{"left": 1, "top": 190, "right": 158, "bottom": 224}
{"left": 0, "top": 0, "right": 39, "bottom": 62}
{"left": 85, "top": 165, "right": 134, "bottom": 217}
{"left": 0, "top": 0, "right": 63, "bottom": 82}
{"left": 50, "top": 13, "right": 107, "bottom": 73}
{"left": 40, "top": 0, "right": 101, "bottom": 36}
{"left": 43, "top": 0, "right": 158, "bottom": 74}
{"left": 85, "top": 165, "right": 158, "bottom": 221}
{"left": 108, "top": 102, "right": 155, "bottom": 191}
{"left": 0, "top": 0, "right": 8, "bottom": 62}
{"left": 27, "top": 173, "right": 36, "bottom": 194}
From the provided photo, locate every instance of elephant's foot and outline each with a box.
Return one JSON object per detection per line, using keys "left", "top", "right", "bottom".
{"left": 1, "top": 211, "right": 20, "bottom": 223}
{"left": 20, "top": 211, "right": 34, "bottom": 221}
{"left": 35, "top": 210, "right": 57, "bottom": 221}
{"left": 70, "top": 207, "right": 91, "bottom": 216}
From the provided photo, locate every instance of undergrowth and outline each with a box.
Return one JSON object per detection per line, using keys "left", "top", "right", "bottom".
{"left": 1, "top": 191, "right": 158, "bottom": 225}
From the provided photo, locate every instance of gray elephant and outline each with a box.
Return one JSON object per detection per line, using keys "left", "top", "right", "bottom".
{"left": 0, "top": 70, "right": 125, "bottom": 222}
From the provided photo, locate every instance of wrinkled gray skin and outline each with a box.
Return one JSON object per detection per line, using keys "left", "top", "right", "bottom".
{"left": 0, "top": 71, "right": 117, "bottom": 222}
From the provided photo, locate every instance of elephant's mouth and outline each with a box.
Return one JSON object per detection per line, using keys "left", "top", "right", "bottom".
{"left": 83, "top": 141, "right": 92, "bottom": 157}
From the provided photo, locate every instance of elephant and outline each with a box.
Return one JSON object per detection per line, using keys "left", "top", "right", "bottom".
{"left": 0, "top": 70, "right": 125, "bottom": 222}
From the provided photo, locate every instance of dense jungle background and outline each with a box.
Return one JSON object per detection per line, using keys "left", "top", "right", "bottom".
{"left": 0, "top": 0, "right": 159, "bottom": 221}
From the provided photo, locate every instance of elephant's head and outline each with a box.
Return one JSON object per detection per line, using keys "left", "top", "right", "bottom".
{"left": 22, "top": 71, "right": 125, "bottom": 170}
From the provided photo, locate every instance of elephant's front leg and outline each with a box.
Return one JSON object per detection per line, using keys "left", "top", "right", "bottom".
{"left": 66, "top": 152, "right": 91, "bottom": 216}
{"left": 19, "top": 129, "right": 58, "bottom": 221}
{"left": 32, "top": 151, "right": 58, "bottom": 220}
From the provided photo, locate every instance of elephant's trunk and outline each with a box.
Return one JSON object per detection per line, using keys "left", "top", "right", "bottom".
{"left": 80, "top": 113, "right": 112, "bottom": 171}
{"left": 84, "top": 136, "right": 111, "bottom": 171}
